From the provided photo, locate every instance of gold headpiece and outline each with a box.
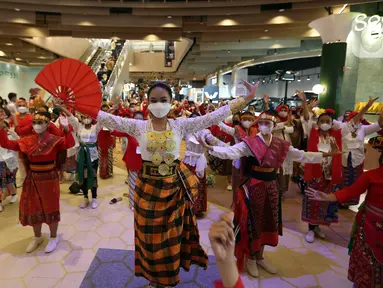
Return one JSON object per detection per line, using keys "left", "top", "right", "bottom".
{"left": 33, "top": 114, "right": 50, "bottom": 122}
{"left": 258, "top": 112, "right": 276, "bottom": 123}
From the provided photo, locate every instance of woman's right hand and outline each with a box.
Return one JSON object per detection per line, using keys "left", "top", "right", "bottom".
{"left": 305, "top": 187, "right": 336, "bottom": 202}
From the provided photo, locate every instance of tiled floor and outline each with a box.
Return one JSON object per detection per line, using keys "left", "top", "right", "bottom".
{"left": 0, "top": 164, "right": 355, "bottom": 288}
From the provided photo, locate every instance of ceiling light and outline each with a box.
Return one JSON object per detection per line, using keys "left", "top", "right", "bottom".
{"left": 5, "top": 43, "right": 13, "bottom": 46}
{"left": 15, "top": 57, "right": 22, "bottom": 61}
{"left": 227, "top": 50, "right": 231, "bottom": 53}
{"left": 129, "top": 63, "right": 132, "bottom": 66}
{"left": 264, "top": 29, "right": 269, "bottom": 32}
{"left": 14, "top": 8, "right": 20, "bottom": 11}
{"left": 297, "top": 77, "right": 301, "bottom": 82}
{"left": 38, "top": 56, "right": 47, "bottom": 59}
{"left": 167, "top": 15, "right": 172, "bottom": 19}
{"left": 307, "top": 75, "right": 311, "bottom": 81}
{"left": 193, "top": 78, "right": 197, "bottom": 80}
{"left": 0, "top": 50, "right": 6, "bottom": 57}
{"left": 279, "top": 9, "right": 285, "bottom": 12}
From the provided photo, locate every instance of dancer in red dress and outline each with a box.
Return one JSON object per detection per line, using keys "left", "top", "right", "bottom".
{"left": 0, "top": 111, "right": 74, "bottom": 253}
{"left": 98, "top": 104, "right": 115, "bottom": 179}
{"left": 306, "top": 134, "right": 383, "bottom": 288}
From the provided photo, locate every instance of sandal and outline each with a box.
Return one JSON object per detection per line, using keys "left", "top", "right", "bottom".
{"left": 109, "top": 197, "right": 122, "bottom": 204}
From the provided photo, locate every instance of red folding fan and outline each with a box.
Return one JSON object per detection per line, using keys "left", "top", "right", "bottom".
{"left": 35, "top": 58, "right": 102, "bottom": 119}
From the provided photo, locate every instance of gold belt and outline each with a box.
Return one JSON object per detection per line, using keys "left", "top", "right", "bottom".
{"left": 30, "top": 162, "right": 56, "bottom": 172}
{"left": 142, "top": 162, "right": 178, "bottom": 179}
{"left": 251, "top": 166, "right": 275, "bottom": 173}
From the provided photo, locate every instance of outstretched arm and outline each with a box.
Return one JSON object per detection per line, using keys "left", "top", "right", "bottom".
{"left": 208, "top": 141, "right": 252, "bottom": 160}
{"left": 178, "top": 81, "right": 260, "bottom": 135}
{"left": 218, "top": 122, "right": 236, "bottom": 136}
{"left": 0, "top": 128, "right": 20, "bottom": 151}
{"left": 96, "top": 111, "right": 141, "bottom": 138}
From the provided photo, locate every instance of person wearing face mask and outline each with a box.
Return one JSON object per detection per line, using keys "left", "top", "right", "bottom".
{"left": 298, "top": 90, "right": 379, "bottom": 243}
{"left": 0, "top": 120, "right": 19, "bottom": 212}
{"left": 59, "top": 107, "right": 102, "bottom": 209}
{"left": 218, "top": 111, "right": 258, "bottom": 202}
{"left": 66, "top": 80, "right": 259, "bottom": 288}
{"left": 340, "top": 109, "right": 383, "bottom": 208}
{"left": 111, "top": 111, "right": 144, "bottom": 209}
{"left": 53, "top": 107, "right": 79, "bottom": 183}
{"left": 306, "top": 135, "right": 383, "bottom": 288}
{"left": 183, "top": 112, "right": 228, "bottom": 216}
{"left": 0, "top": 111, "right": 74, "bottom": 253}
{"left": 97, "top": 104, "right": 115, "bottom": 180}
{"left": 202, "top": 112, "right": 340, "bottom": 277}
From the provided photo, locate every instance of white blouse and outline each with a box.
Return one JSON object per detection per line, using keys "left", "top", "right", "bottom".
{"left": 96, "top": 105, "right": 232, "bottom": 162}
{"left": 54, "top": 118, "right": 79, "bottom": 158}
{"left": 68, "top": 116, "right": 101, "bottom": 162}
{"left": 210, "top": 133, "right": 323, "bottom": 165}
{"left": 342, "top": 122, "right": 381, "bottom": 167}
{"left": 0, "top": 131, "right": 19, "bottom": 171}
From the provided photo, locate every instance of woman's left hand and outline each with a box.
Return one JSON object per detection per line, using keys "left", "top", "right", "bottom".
{"left": 323, "top": 138, "right": 342, "bottom": 157}
{"left": 209, "top": 212, "right": 235, "bottom": 263}
{"left": 305, "top": 187, "right": 330, "bottom": 201}
{"left": 59, "top": 116, "right": 69, "bottom": 132}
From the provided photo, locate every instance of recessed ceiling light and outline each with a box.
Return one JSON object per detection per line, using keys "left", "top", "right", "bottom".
{"left": 227, "top": 50, "right": 231, "bottom": 53}
{"left": 5, "top": 43, "right": 13, "bottom": 46}
{"left": 264, "top": 29, "right": 269, "bottom": 32}
{"left": 38, "top": 56, "right": 47, "bottom": 59}
{"left": 167, "top": 15, "right": 172, "bottom": 19}
{"left": 15, "top": 57, "right": 22, "bottom": 61}
{"left": 14, "top": 8, "right": 20, "bottom": 11}
{"left": 0, "top": 50, "right": 6, "bottom": 57}
{"left": 279, "top": 9, "right": 285, "bottom": 12}
{"left": 129, "top": 63, "right": 132, "bottom": 66}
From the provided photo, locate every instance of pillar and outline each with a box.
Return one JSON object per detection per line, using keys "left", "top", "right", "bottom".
{"left": 309, "top": 12, "right": 358, "bottom": 115}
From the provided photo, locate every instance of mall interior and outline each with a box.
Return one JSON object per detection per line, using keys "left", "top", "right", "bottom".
{"left": 0, "top": 0, "right": 383, "bottom": 288}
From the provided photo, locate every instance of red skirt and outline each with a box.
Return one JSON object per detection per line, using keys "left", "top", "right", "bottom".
{"left": 99, "top": 147, "right": 113, "bottom": 179}
{"left": 20, "top": 170, "right": 60, "bottom": 226}
{"left": 348, "top": 205, "right": 383, "bottom": 287}
{"left": 65, "top": 155, "right": 77, "bottom": 173}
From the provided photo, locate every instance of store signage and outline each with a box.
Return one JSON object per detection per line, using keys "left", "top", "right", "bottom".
{"left": 203, "top": 85, "right": 219, "bottom": 102}
{"left": 354, "top": 14, "right": 382, "bottom": 35}
{"left": 0, "top": 69, "right": 18, "bottom": 79}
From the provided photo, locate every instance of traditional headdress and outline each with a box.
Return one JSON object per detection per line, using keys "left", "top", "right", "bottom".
{"left": 240, "top": 111, "right": 256, "bottom": 120}
{"left": 258, "top": 112, "right": 277, "bottom": 123}
{"left": 33, "top": 113, "right": 50, "bottom": 122}
{"left": 16, "top": 99, "right": 27, "bottom": 105}
{"left": 347, "top": 111, "right": 359, "bottom": 122}
{"left": 276, "top": 104, "right": 289, "bottom": 112}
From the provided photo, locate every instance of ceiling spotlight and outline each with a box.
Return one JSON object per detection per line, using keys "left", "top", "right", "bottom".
{"left": 129, "top": 63, "right": 132, "bottom": 66}
{"left": 297, "top": 77, "right": 301, "bottom": 82}
{"left": 14, "top": 8, "right": 20, "bottom": 11}
{"left": 262, "top": 79, "right": 266, "bottom": 83}
{"left": 167, "top": 15, "right": 172, "bottom": 19}
{"left": 227, "top": 50, "right": 231, "bottom": 53}
{"left": 307, "top": 75, "right": 311, "bottom": 81}
{"left": 38, "top": 56, "right": 47, "bottom": 59}
{"left": 15, "top": 57, "right": 22, "bottom": 61}
{"left": 264, "top": 29, "right": 269, "bottom": 32}
{"left": 5, "top": 43, "right": 13, "bottom": 46}
{"left": 279, "top": 9, "right": 285, "bottom": 12}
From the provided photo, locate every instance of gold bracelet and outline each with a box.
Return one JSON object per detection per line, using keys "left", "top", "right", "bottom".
{"left": 229, "top": 97, "right": 246, "bottom": 114}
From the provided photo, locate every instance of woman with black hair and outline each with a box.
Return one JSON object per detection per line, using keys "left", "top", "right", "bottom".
{"left": 298, "top": 91, "right": 377, "bottom": 243}
{"left": 58, "top": 80, "right": 259, "bottom": 288}
{"left": 0, "top": 110, "right": 74, "bottom": 253}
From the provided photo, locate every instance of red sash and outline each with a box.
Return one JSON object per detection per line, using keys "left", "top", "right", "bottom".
{"left": 18, "top": 133, "right": 63, "bottom": 157}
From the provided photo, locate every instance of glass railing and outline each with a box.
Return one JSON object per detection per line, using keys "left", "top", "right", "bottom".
{"left": 103, "top": 41, "right": 130, "bottom": 100}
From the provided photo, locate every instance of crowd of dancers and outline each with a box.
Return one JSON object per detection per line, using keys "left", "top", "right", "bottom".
{"left": 0, "top": 81, "right": 382, "bottom": 288}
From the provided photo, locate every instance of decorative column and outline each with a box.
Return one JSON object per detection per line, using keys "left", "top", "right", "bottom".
{"left": 309, "top": 13, "right": 358, "bottom": 114}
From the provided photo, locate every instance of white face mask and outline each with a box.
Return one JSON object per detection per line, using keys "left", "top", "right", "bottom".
{"left": 259, "top": 124, "right": 273, "bottom": 135}
{"left": 33, "top": 124, "right": 47, "bottom": 134}
{"left": 241, "top": 120, "right": 253, "bottom": 129}
{"left": 278, "top": 111, "right": 288, "bottom": 118}
{"left": 148, "top": 103, "right": 171, "bottom": 118}
{"left": 83, "top": 118, "right": 92, "bottom": 125}
{"left": 18, "top": 107, "right": 28, "bottom": 114}
{"left": 320, "top": 123, "right": 331, "bottom": 131}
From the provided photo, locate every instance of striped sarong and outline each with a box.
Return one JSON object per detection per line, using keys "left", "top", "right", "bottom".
{"left": 134, "top": 162, "right": 208, "bottom": 287}
{"left": 128, "top": 170, "right": 137, "bottom": 211}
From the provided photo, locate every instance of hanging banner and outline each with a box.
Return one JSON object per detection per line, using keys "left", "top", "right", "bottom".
{"left": 164, "top": 41, "right": 175, "bottom": 67}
